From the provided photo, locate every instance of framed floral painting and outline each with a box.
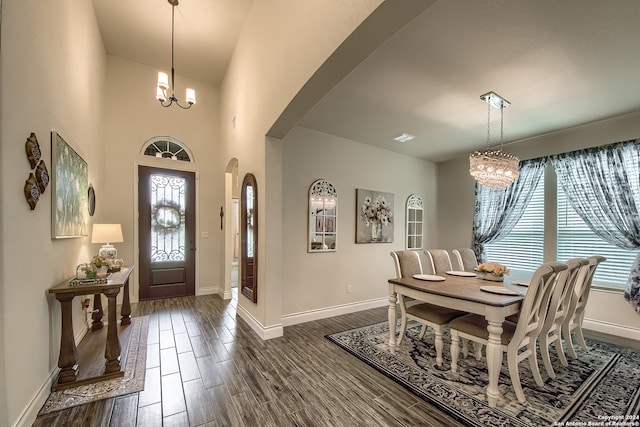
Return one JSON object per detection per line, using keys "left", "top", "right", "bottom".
{"left": 356, "top": 189, "right": 394, "bottom": 243}
{"left": 51, "top": 131, "right": 89, "bottom": 238}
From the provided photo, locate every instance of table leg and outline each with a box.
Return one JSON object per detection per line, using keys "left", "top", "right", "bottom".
{"left": 388, "top": 283, "right": 397, "bottom": 350}
{"left": 55, "top": 294, "right": 78, "bottom": 385}
{"left": 485, "top": 320, "right": 504, "bottom": 408}
{"left": 120, "top": 276, "right": 131, "bottom": 325}
{"left": 103, "top": 288, "right": 122, "bottom": 374}
{"left": 91, "top": 293, "right": 103, "bottom": 331}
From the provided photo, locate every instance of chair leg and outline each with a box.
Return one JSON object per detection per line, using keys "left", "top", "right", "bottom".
{"left": 562, "top": 322, "right": 578, "bottom": 359}
{"left": 528, "top": 342, "right": 544, "bottom": 387}
{"left": 474, "top": 342, "right": 483, "bottom": 360}
{"left": 507, "top": 352, "right": 526, "bottom": 403}
{"left": 434, "top": 328, "right": 444, "bottom": 367}
{"left": 418, "top": 324, "right": 428, "bottom": 339}
{"left": 574, "top": 321, "right": 589, "bottom": 351}
{"left": 396, "top": 296, "right": 408, "bottom": 345}
{"left": 540, "top": 333, "right": 556, "bottom": 379}
{"left": 554, "top": 333, "right": 569, "bottom": 367}
{"left": 451, "top": 333, "right": 460, "bottom": 373}
{"left": 461, "top": 338, "right": 469, "bottom": 358}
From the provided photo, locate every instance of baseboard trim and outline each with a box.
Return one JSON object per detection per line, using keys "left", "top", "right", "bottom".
{"left": 13, "top": 367, "right": 57, "bottom": 427}
{"left": 236, "top": 304, "right": 283, "bottom": 340}
{"left": 197, "top": 285, "right": 219, "bottom": 296}
{"left": 281, "top": 297, "right": 388, "bottom": 327}
{"left": 583, "top": 318, "right": 640, "bottom": 341}
{"left": 221, "top": 289, "right": 233, "bottom": 300}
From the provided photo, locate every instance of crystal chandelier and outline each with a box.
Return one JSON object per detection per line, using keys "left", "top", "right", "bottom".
{"left": 156, "top": 0, "right": 196, "bottom": 109}
{"left": 469, "top": 92, "right": 519, "bottom": 189}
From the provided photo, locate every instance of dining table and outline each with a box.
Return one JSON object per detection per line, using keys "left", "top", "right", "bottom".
{"left": 387, "top": 272, "right": 527, "bottom": 408}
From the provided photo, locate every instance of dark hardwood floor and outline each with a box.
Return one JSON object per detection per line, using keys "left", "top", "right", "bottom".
{"left": 34, "top": 290, "right": 463, "bottom": 427}
{"left": 33, "top": 289, "right": 637, "bottom": 426}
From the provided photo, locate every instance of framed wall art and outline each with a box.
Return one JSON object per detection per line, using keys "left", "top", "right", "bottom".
{"left": 356, "top": 189, "right": 394, "bottom": 243}
{"left": 51, "top": 131, "right": 89, "bottom": 238}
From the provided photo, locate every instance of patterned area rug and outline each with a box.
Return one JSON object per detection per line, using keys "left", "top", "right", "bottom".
{"left": 327, "top": 321, "right": 640, "bottom": 426}
{"left": 39, "top": 315, "right": 148, "bottom": 415}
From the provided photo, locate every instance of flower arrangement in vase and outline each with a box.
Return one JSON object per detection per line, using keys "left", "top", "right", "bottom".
{"left": 477, "top": 262, "right": 510, "bottom": 282}
{"left": 360, "top": 194, "right": 392, "bottom": 241}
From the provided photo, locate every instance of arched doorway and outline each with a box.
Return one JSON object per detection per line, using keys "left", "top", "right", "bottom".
{"left": 223, "top": 158, "right": 240, "bottom": 300}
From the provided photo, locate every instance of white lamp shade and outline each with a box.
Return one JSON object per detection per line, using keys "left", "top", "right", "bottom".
{"left": 185, "top": 88, "right": 196, "bottom": 104}
{"left": 156, "top": 86, "right": 167, "bottom": 102}
{"left": 157, "top": 72, "right": 169, "bottom": 90}
{"left": 91, "top": 224, "right": 124, "bottom": 244}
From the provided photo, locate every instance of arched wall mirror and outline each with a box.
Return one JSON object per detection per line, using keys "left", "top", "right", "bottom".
{"left": 406, "top": 194, "right": 424, "bottom": 250}
{"left": 241, "top": 173, "right": 258, "bottom": 303}
{"left": 308, "top": 179, "right": 338, "bottom": 252}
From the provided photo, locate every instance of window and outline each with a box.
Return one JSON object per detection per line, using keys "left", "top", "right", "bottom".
{"left": 143, "top": 138, "right": 191, "bottom": 162}
{"left": 484, "top": 179, "right": 544, "bottom": 274}
{"left": 557, "top": 183, "right": 638, "bottom": 290}
{"left": 406, "top": 194, "right": 424, "bottom": 250}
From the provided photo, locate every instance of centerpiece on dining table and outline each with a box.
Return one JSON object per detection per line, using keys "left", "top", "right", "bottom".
{"left": 476, "top": 262, "right": 510, "bottom": 282}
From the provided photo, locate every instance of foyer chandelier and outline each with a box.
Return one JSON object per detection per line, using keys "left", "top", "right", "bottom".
{"left": 469, "top": 91, "right": 519, "bottom": 189}
{"left": 156, "top": 0, "right": 196, "bottom": 109}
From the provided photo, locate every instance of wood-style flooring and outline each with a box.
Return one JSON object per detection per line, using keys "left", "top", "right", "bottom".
{"left": 34, "top": 290, "right": 464, "bottom": 427}
{"left": 34, "top": 290, "right": 638, "bottom": 427}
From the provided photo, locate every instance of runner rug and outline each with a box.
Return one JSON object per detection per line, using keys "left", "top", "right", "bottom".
{"left": 327, "top": 321, "right": 640, "bottom": 427}
{"left": 39, "top": 315, "right": 149, "bottom": 415}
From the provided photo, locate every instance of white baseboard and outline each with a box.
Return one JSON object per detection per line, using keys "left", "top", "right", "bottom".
{"left": 221, "top": 289, "right": 233, "bottom": 300}
{"left": 196, "top": 285, "right": 219, "bottom": 296}
{"left": 236, "top": 304, "right": 284, "bottom": 340}
{"left": 12, "top": 367, "right": 58, "bottom": 427}
{"left": 583, "top": 318, "right": 640, "bottom": 341}
{"left": 281, "top": 297, "right": 388, "bottom": 327}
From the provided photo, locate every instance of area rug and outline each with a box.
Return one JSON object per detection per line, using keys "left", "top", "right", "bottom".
{"left": 39, "top": 315, "right": 149, "bottom": 415}
{"left": 327, "top": 321, "right": 640, "bottom": 427}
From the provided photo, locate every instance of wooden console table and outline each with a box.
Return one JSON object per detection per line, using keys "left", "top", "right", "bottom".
{"left": 48, "top": 265, "right": 134, "bottom": 391}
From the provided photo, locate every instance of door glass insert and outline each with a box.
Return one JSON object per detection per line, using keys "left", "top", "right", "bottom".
{"left": 150, "top": 173, "right": 186, "bottom": 262}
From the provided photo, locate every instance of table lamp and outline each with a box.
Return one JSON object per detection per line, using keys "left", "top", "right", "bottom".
{"left": 91, "top": 224, "right": 124, "bottom": 259}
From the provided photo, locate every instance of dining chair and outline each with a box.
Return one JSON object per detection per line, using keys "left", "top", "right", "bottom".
{"left": 449, "top": 261, "right": 567, "bottom": 403}
{"left": 561, "top": 255, "right": 606, "bottom": 359}
{"left": 424, "top": 249, "right": 453, "bottom": 274}
{"left": 538, "top": 258, "right": 589, "bottom": 379}
{"left": 390, "top": 250, "right": 467, "bottom": 367}
{"left": 452, "top": 248, "right": 478, "bottom": 271}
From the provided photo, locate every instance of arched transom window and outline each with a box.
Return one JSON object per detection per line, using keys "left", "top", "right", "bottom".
{"left": 142, "top": 137, "right": 192, "bottom": 162}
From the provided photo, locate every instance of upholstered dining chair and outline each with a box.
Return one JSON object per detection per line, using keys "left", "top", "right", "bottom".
{"left": 561, "top": 255, "right": 606, "bottom": 359}
{"left": 452, "top": 248, "right": 479, "bottom": 271}
{"left": 449, "top": 262, "right": 567, "bottom": 403}
{"left": 539, "top": 258, "right": 589, "bottom": 379}
{"left": 424, "top": 249, "right": 453, "bottom": 274}
{"left": 390, "top": 250, "right": 467, "bottom": 367}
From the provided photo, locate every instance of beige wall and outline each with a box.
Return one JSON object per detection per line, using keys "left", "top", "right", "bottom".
{"left": 102, "top": 55, "right": 223, "bottom": 300}
{"left": 219, "top": 0, "right": 386, "bottom": 333}
{"left": 437, "top": 111, "right": 640, "bottom": 338}
{"left": 282, "top": 126, "right": 437, "bottom": 319}
{"left": 0, "top": 0, "right": 107, "bottom": 425}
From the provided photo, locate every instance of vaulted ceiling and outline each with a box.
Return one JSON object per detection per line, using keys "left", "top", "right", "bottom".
{"left": 94, "top": 0, "right": 640, "bottom": 162}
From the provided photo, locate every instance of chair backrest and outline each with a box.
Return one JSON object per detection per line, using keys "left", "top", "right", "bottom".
{"left": 540, "top": 258, "right": 588, "bottom": 336}
{"left": 510, "top": 262, "right": 568, "bottom": 349}
{"left": 390, "top": 251, "right": 424, "bottom": 278}
{"left": 567, "top": 255, "right": 606, "bottom": 325}
{"left": 452, "top": 248, "right": 478, "bottom": 271}
{"left": 424, "top": 249, "right": 453, "bottom": 274}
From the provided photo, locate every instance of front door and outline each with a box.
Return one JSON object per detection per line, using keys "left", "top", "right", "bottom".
{"left": 138, "top": 166, "right": 196, "bottom": 300}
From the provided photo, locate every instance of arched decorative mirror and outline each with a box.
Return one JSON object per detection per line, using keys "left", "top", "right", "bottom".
{"left": 241, "top": 173, "right": 258, "bottom": 303}
{"left": 406, "top": 194, "right": 424, "bottom": 250}
{"left": 308, "top": 179, "right": 338, "bottom": 252}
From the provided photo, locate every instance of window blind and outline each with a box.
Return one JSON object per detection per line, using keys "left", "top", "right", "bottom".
{"left": 485, "top": 179, "right": 545, "bottom": 274}
{"left": 557, "top": 184, "right": 638, "bottom": 290}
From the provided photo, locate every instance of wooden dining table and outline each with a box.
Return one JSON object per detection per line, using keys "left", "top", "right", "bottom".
{"left": 387, "top": 273, "right": 526, "bottom": 408}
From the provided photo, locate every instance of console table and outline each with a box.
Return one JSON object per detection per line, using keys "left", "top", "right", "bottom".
{"left": 48, "top": 265, "right": 134, "bottom": 391}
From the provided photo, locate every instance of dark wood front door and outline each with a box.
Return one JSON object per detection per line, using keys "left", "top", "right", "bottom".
{"left": 138, "top": 166, "right": 196, "bottom": 300}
